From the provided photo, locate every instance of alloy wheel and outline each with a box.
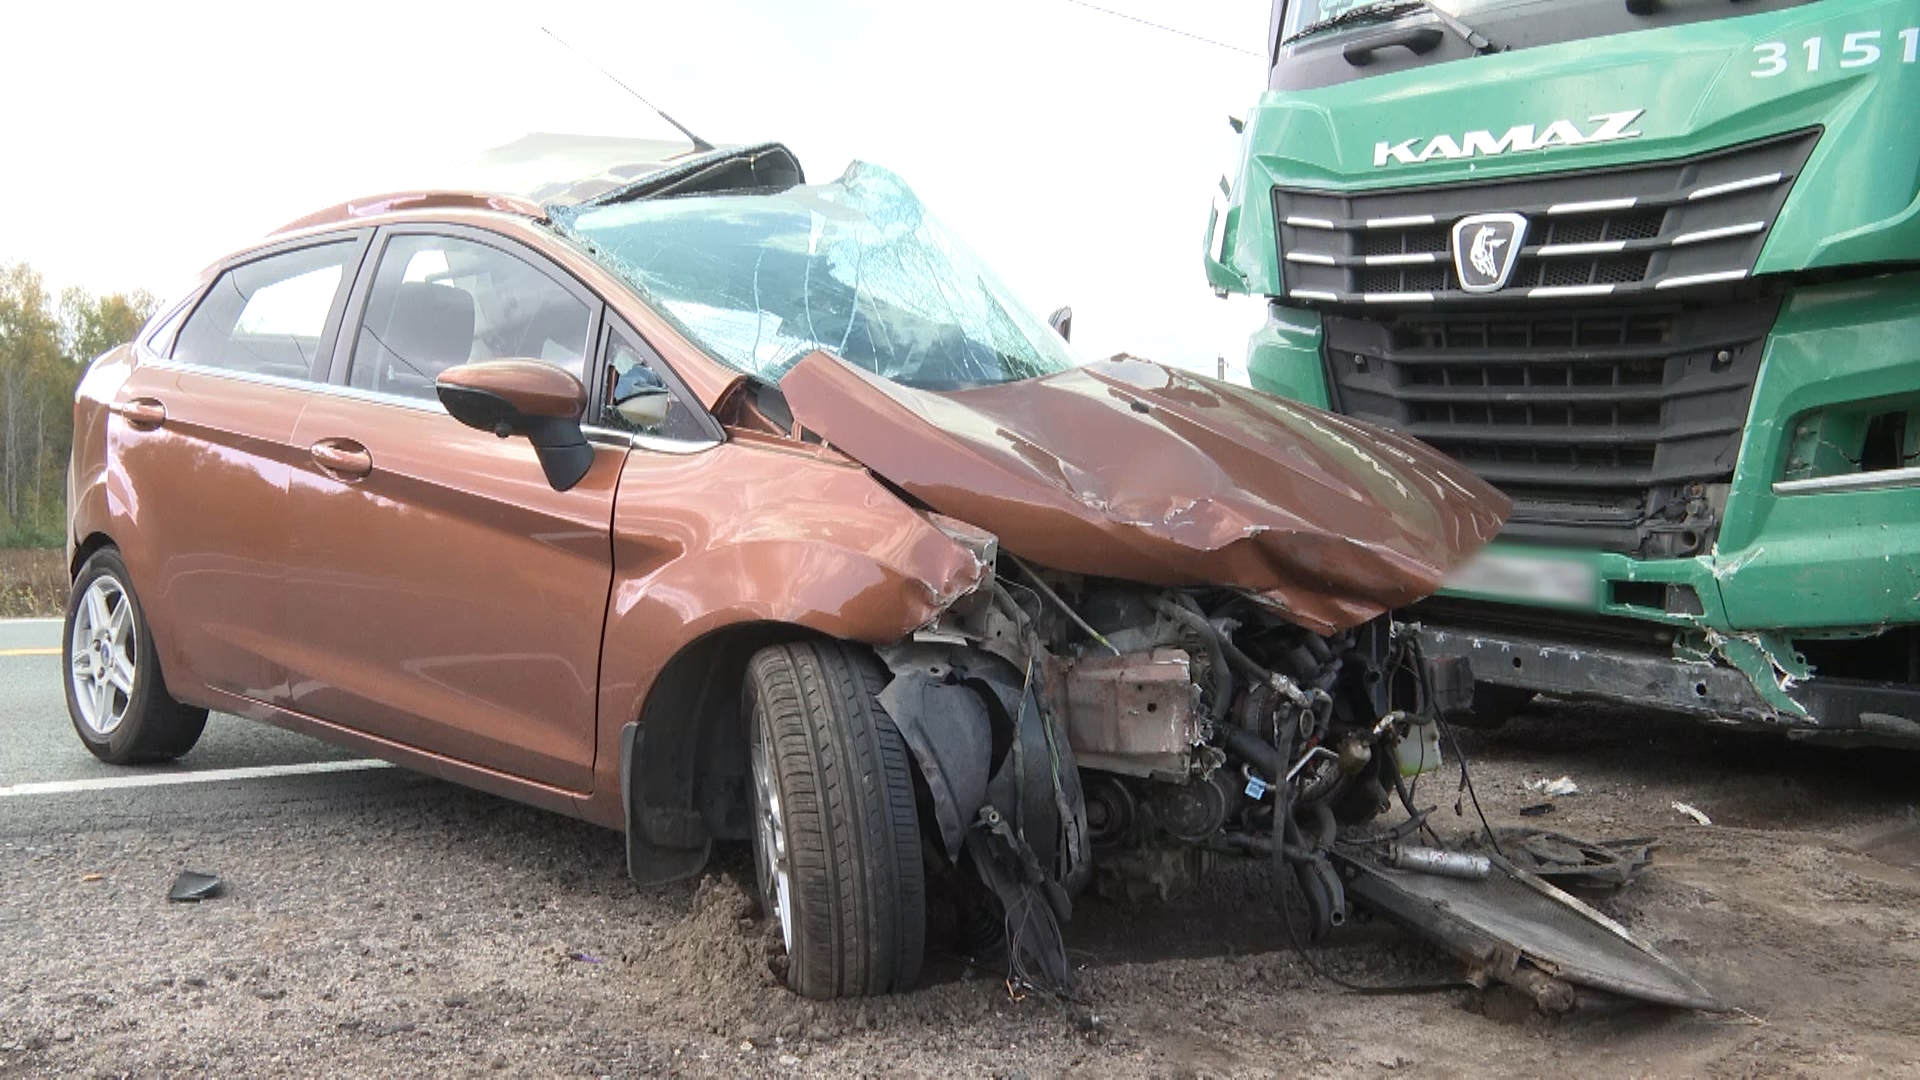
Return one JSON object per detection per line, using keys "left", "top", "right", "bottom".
{"left": 750, "top": 730, "right": 795, "bottom": 954}
{"left": 69, "top": 576, "right": 137, "bottom": 736}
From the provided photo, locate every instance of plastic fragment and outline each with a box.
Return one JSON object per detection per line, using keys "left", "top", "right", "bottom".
{"left": 1526, "top": 776, "right": 1579, "bottom": 797}
{"left": 167, "top": 870, "right": 223, "bottom": 902}
{"left": 1671, "top": 802, "right": 1712, "bottom": 826}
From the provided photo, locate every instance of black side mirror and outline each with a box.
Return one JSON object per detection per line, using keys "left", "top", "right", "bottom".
{"left": 1047, "top": 306, "right": 1073, "bottom": 342}
{"left": 435, "top": 360, "right": 594, "bottom": 491}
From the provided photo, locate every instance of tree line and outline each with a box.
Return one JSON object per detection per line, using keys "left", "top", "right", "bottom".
{"left": 0, "top": 262, "right": 156, "bottom": 547}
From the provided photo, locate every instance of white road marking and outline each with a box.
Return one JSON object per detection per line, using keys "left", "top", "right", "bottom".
{"left": 0, "top": 647, "right": 60, "bottom": 657}
{"left": 0, "top": 618, "right": 63, "bottom": 625}
{"left": 0, "top": 758, "right": 393, "bottom": 797}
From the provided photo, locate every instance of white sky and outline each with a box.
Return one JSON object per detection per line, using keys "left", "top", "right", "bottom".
{"left": 4, "top": 1, "right": 1270, "bottom": 375}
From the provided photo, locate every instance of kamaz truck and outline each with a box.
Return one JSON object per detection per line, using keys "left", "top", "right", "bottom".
{"left": 1208, "top": 0, "right": 1920, "bottom": 745}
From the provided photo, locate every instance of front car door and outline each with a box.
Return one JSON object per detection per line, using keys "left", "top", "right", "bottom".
{"left": 112, "top": 235, "right": 366, "bottom": 706}
{"left": 281, "top": 226, "right": 624, "bottom": 792}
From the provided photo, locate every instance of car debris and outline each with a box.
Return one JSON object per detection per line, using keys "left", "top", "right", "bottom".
{"left": 166, "top": 871, "right": 222, "bottom": 903}
{"left": 1526, "top": 776, "right": 1579, "bottom": 797}
{"left": 1672, "top": 802, "right": 1714, "bottom": 826}
{"left": 1471, "top": 829, "right": 1657, "bottom": 890}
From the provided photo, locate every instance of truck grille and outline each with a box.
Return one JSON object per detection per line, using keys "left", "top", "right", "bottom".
{"left": 1274, "top": 130, "right": 1817, "bottom": 305}
{"left": 1322, "top": 300, "right": 1782, "bottom": 557}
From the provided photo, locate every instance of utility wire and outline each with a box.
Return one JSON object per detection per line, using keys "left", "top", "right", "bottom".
{"left": 1052, "top": 0, "right": 1264, "bottom": 57}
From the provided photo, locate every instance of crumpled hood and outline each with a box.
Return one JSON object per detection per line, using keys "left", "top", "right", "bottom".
{"left": 781, "top": 353, "right": 1510, "bottom": 634}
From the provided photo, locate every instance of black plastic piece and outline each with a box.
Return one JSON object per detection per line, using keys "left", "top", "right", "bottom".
{"left": 620, "top": 721, "right": 712, "bottom": 886}
{"left": 167, "top": 871, "right": 223, "bottom": 902}
{"left": 437, "top": 383, "right": 593, "bottom": 492}
{"left": 1423, "top": 652, "right": 1477, "bottom": 716}
{"left": 1344, "top": 25, "right": 1445, "bottom": 63}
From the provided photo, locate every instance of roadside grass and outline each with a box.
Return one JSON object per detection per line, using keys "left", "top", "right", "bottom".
{"left": 1, "top": 548, "right": 68, "bottom": 618}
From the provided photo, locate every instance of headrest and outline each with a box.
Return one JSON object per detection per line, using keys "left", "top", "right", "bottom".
{"left": 384, "top": 282, "right": 476, "bottom": 374}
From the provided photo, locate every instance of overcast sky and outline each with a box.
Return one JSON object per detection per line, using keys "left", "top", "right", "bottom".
{"left": 5, "top": 1, "right": 1269, "bottom": 374}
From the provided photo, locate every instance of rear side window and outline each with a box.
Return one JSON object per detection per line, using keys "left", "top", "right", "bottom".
{"left": 172, "top": 242, "right": 356, "bottom": 381}
{"left": 349, "top": 234, "right": 591, "bottom": 401}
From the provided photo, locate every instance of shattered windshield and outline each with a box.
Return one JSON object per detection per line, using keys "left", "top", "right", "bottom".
{"left": 553, "top": 163, "right": 1081, "bottom": 391}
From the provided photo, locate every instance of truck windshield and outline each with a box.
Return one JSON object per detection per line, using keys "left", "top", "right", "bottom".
{"left": 1269, "top": 0, "right": 1824, "bottom": 87}
{"left": 552, "top": 162, "right": 1081, "bottom": 392}
{"left": 1282, "top": 0, "right": 1513, "bottom": 43}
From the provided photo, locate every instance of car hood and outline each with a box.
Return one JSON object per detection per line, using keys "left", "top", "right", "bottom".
{"left": 780, "top": 353, "right": 1510, "bottom": 635}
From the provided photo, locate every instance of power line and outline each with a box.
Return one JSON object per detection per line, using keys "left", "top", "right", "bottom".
{"left": 1051, "top": 0, "right": 1264, "bottom": 57}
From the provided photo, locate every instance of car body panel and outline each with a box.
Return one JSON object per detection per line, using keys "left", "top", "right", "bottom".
{"left": 97, "top": 357, "right": 310, "bottom": 703}
{"left": 781, "top": 351, "right": 1509, "bottom": 635}
{"left": 278, "top": 391, "right": 626, "bottom": 793}
{"left": 587, "top": 435, "right": 989, "bottom": 827}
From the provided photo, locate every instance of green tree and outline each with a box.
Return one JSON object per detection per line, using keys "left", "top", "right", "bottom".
{"left": 0, "top": 263, "right": 156, "bottom": 546}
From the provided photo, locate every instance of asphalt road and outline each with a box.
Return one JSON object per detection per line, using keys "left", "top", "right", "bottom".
{"left": 1, "top": 618, "right": 368, "bottom": 790}
{"left": 5, "top": 617, "right": 1918, "bottom": 1076}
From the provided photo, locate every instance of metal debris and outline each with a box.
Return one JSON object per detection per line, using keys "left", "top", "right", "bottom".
{"left": 1672, "top": 802, "right": 1713, "bottom": 826}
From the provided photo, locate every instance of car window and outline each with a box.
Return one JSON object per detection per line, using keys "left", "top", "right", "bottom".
{"left": 349, "top": 234, "right": 591, "bottom": 401}
{"left": 172, "top": 242, "right": 356, "bottom": 381}
{"left": 598, "top": 326, "right": 709, "bottom": 441}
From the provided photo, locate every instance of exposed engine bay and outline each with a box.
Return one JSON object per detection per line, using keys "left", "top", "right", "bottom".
{"left": 877, "top": 541, "right": 1719, "bottom": 1012}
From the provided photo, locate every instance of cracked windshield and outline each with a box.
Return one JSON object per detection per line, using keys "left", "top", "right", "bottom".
{"left": 555, "top": 162, "right": 1081, "bottom": 391}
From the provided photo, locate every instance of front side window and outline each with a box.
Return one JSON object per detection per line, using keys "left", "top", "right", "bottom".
{"left": 553, "top": 162, "right": 1081, "bottom": 392}
{"left": 173, "top": 242, "right": 356, "bottom": 380}
{"left": 350, "top": 234, "right": 591, "bottom": 400}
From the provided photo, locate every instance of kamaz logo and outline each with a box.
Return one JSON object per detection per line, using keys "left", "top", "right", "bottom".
{"left": 1373, "top": 110, "right": 1645, "bottom": 168}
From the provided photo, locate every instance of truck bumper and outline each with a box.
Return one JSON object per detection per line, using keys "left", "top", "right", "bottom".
{"left": 1414, "top": 621, "right": 1920, "bottom": 749}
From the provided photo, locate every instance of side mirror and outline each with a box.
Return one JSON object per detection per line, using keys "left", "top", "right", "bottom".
{"left": 1046, "top": 305, "right": 1073, "bottom": 342}
{"left": 435, "top": 360, "right": 593, "bottom": 492}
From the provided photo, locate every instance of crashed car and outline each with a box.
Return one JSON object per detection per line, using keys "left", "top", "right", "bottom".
{"left": 66, "top": 142, "right": 1715, "bottom": 1008}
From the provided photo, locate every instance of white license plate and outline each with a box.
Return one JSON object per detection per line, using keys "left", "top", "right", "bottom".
{"left": 1444, "top": 550, "right": 1598, "bottom": 606}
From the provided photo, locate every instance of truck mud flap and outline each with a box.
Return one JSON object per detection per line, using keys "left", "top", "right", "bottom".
{"left": 1333, "top": 848, "right": 1722, "bottom": 1012}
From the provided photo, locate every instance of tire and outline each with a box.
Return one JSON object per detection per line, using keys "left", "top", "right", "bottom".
{"left": 744, "top": 640, "right": 927, "bottom": 999}
{"left": 63, "top": 549, "right": 208, "bottom": 764}
{"left": 1448, "top": 683, "right": 1536, "bottom": 731}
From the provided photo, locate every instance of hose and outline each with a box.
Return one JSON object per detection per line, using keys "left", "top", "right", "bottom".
{"left": 1147, "top": 596, "right": 1234, "bottom": 724}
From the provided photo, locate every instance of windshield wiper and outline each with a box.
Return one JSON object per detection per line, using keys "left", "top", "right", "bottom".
{"left": 1284, "top": 0, "right": 1498, "bottom": 53}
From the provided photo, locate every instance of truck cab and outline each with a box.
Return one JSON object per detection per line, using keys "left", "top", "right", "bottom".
{"left": 1212, "top": 0, "right": 1920, "bottom": 744}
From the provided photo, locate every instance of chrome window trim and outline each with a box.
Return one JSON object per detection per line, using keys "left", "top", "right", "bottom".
{"left": 1773, "top": 466, "right": 1920, "bottom": 496}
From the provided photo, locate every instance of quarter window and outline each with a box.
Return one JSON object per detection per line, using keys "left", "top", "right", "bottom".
{"left": 350, "top": 234, "right": 591, "bottom": 400}
{"left": 172, "top": 242, "right": 356, "bottom": 380}
{"left": 599, "top": 326, "right": 708, "bottom": 441}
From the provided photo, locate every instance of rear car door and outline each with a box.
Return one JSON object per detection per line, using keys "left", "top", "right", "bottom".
{"left": 113, "top": 235, "right": 365, "bottom": 706}
{"left": 282, "top": 226, "right": 624, "bottom": 792}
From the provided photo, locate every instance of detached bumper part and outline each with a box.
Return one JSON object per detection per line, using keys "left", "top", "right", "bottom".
{"left": 1415, "top": 624, "right": 1920, "bottom": 748}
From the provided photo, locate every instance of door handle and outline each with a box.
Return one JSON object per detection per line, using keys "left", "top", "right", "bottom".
{"left": 111, "top": 398, "right": 166, "bottom": 428}
{"left": 310, "top": 438, "right": 374, "bottom": 480}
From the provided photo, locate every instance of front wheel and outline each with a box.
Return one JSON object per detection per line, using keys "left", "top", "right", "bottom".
{"left": 64, "top": 549, "right": 208, "bottom": 764}
{"left": 744, "top": 640, "right": 926, "bottom": 999}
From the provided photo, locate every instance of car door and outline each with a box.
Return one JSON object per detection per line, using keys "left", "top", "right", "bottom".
{"left": 281, "top": 226, "right": 623, "bottom": 792}
{"left": 112, "top": 235, "right": 366, "bottom": 706}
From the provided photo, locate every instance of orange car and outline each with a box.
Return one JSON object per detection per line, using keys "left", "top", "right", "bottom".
{"left": 67, "top": 143, "right": 1518, "bottom": 1001}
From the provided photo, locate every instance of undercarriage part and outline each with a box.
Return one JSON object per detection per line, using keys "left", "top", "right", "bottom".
{"left": 1386, "top": 844, "right": 1492, "bottom": 881}
{"left": 1152, "top": 770, "right": 1240, "bottom": 842}
{"left": 1334, "top": 846, "right": 1722, "bottom": 1011}
{"left": 1475, "top": 829, "right": 1656, "bottom": 890}
{"left": 1054, "top": 648, "right": 1203, "bottom": 778}
{"left": 1082, "top": 773, "right": 1137, "bottom": 849}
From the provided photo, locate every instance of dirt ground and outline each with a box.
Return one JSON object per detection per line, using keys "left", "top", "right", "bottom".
{"left": 4, "top": 700, "right": 1919, "bottom": 1078}
{"left": 0, "top": 548, "right": 64, "bottom": 619}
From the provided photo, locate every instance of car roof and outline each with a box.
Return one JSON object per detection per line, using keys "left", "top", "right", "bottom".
{"left": 271, "top": 140, "right": 805, "bottom": 236}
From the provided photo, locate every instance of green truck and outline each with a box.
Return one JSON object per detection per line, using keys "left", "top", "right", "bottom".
{"left": 1210, "top": 0, "right": 1920, "bottom": 745}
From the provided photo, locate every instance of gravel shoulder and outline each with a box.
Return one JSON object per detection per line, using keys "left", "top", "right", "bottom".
{"left": 4, "top": 700, "right": 1918, "bottom": 1078}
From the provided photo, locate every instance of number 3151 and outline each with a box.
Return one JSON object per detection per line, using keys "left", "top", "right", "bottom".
{"left": 1753, "top": 28, "right": 1920, "bottom": 75}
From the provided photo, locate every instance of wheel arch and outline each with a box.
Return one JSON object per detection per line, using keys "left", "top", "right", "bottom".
{"left": 71, "top": 531, "right": 115, "bottom": 580}
{"left": 620, "top": 618, "right": 830, "bottom": 885}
